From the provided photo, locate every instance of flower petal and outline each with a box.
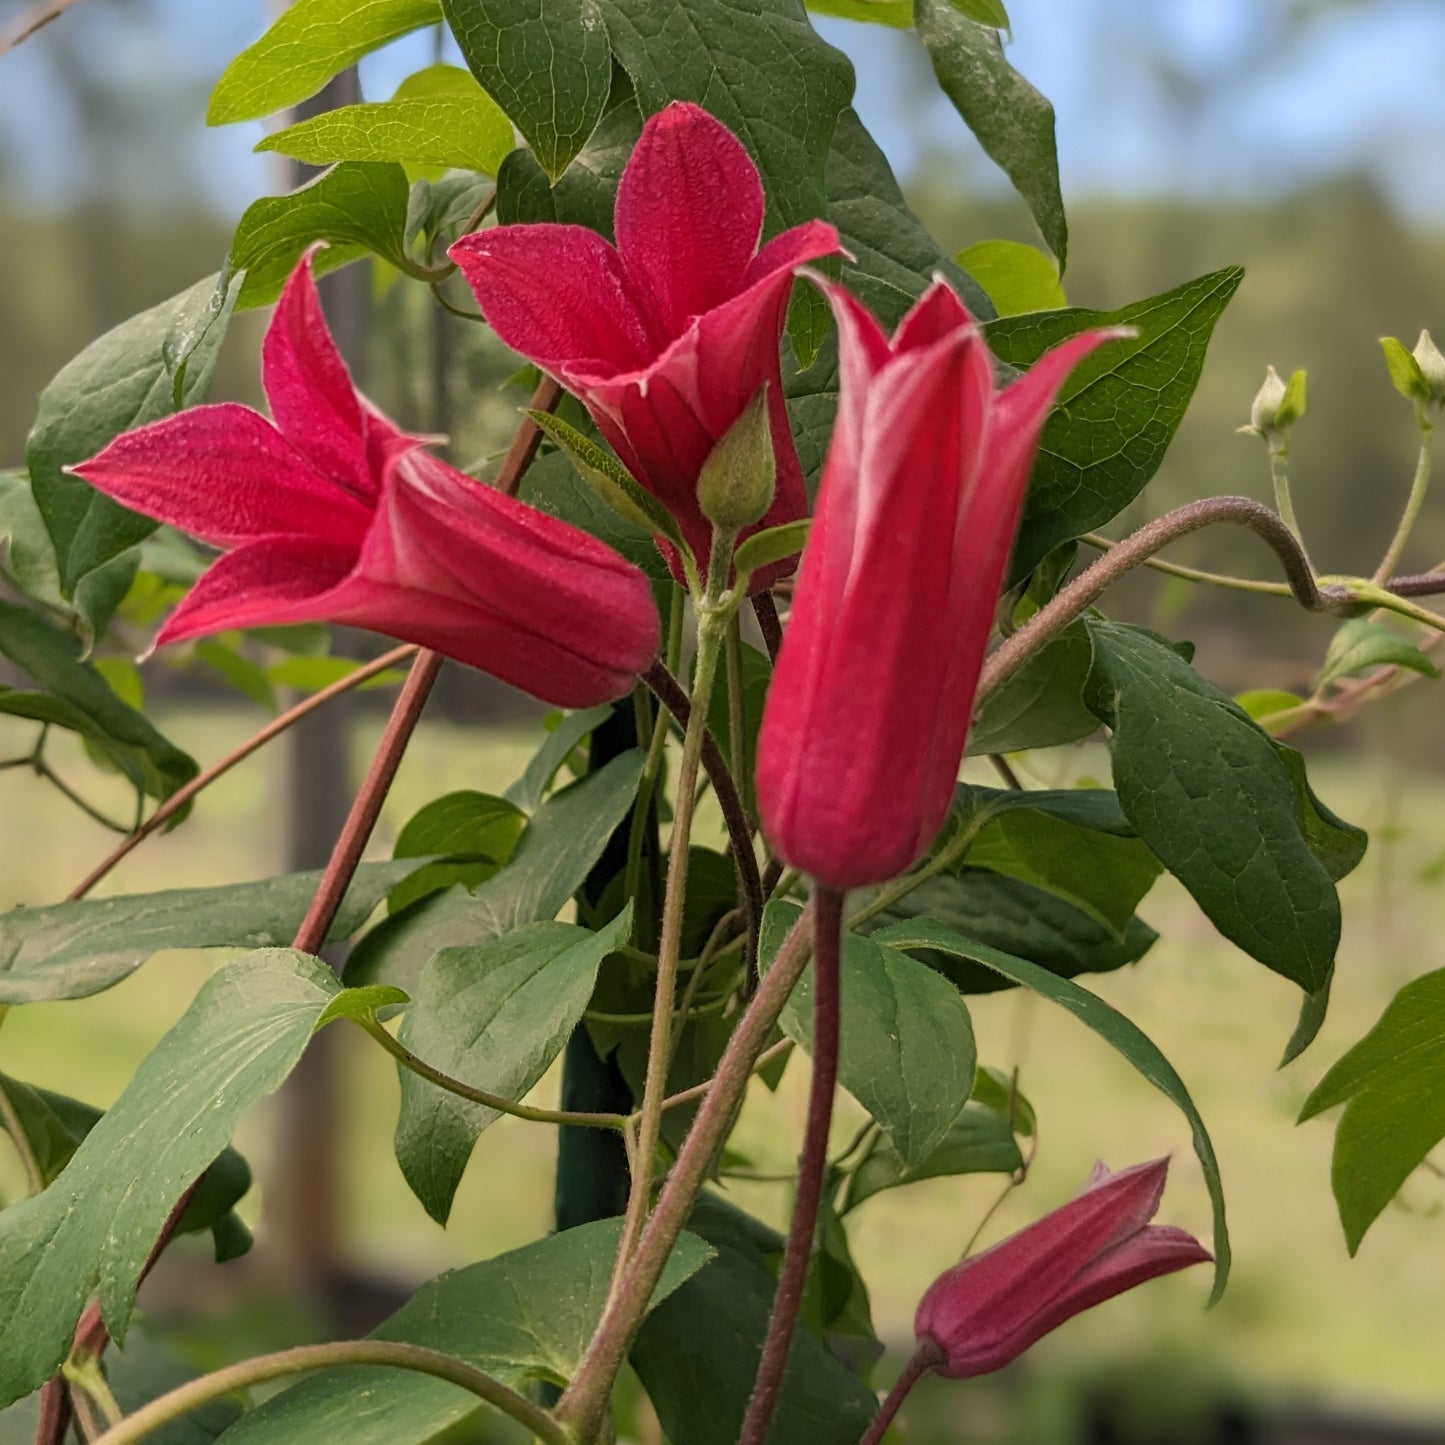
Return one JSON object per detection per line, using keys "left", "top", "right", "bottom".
{"left": 154, "top": 535, "right": 357, "bottom": 646}
{"left": 616, "top": 102, "right": 766, "bottom": 337}
{"left": 261, "top": 253, "right": 376, "bottom": 498}
{"left": 72, "top": 405, "right": 373, "bottom": 549}
{"left": 891, "top": 278, "right": 977, "bottom": 352}
{"left": 743, "top": 219, "right": 844, "bottom": 291}
{"left": 450, "top": 225, "right": 657, "bottom": 375}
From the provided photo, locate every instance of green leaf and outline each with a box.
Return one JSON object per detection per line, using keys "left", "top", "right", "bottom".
{"left": 988, "top": 267, "right": 1244, "bottom": 579}
{"left": 958, "top": 238, "right": 1065, "bottom": 316}
{"left": 962, "top": 789, "right": 1162, "bottom": 937}
{"left": 0, "top": 950, "right": 351, "bottom": 1405}
{"left": 632, "top": 1197, "right": 878, "bottom": 1445}
{"left": 865, "top": 870, "right": 1157, "bottom": 993}
{"left": 843, "top": 1101, "right": 1023, "bottom": 1211}
{"left": 0, "top": 471, "right": 65, "bottom": 614}
{"left": 966, "top": 621, "right": 1098, "bottom": 754}
{"left": 762, "top": 901, "right": 977, "bottom": 1167}
{"left": 954, "top": 0, "right": 1010, "bottom": 24}
{"left": 731, "top": 520, "right": 810, "bottom": 584}
{"left": 194, "top": 637, "right": 278, "bottom": 712}
{"left": 267, "top": 654, "right": 406, "bottom": 692}
{"left": 0, "top": 599, "right": 197, "bottom": 807}
{"left": 217, "top": 1219, "right": 711, "bottom": 1442}
{"left": 229, "top": 161, "right": 416, "bottom": 310}
{"left": 916, "top": 0, "right": 1066, "bottom": 266}
{"left": 874, "top": 916, "right": 1229, "bottom": 1300}
{"left": 443, "top": 0, "right": 612, "bottom": 181}
{"left": 1235, "top": 688, "right": 1305, "bottom": 724}
{"left": 388, "top": 790, "right": 527, "bottom": 914}
{"left": 394, "top": 907, "right": 632, "bottom": 1222}
{"left": 1316, "top": 617, "right": 1440, "bottom": 690}
{"left": 0, "top": 858, "right": 429, "bottom": 1004}
{"left": 1083, "top": 620, "right": 1360, "bottom": 994}
{"left": 805, "top": 0, "right": 913, "bottom": 27}
{"left": 1299, "top": 969, "right": 1445, "bottom": 1253}
{"left": 530, "top": 411, "right": 692, "bottom": 559}
{"left": 1380, "top": 335, "right": 1431, "bottom": 404}
{"left": 208, "top": 0, "right": 444, "bottom": 124}
{"left": 597, "top": 0, "right": 855, "bottom": 231}
{"left": 346, "top": 750, "right": 644, "bottom": 993}
{"left": 259, "top": 66, "right": 515, "bottom": 178}
{"left": 505, "top": 705, "right": 614, "bottom": 812}
{"left": 314, "top": 984, "right": 410, "bottom": 1027}
{"left": 27, "top": 272, "right": 235, "bottom": 599}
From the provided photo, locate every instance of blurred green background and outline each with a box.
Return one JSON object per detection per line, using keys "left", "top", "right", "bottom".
{"left": 2, "top": 1, "right": 1444, "bottom": 1440}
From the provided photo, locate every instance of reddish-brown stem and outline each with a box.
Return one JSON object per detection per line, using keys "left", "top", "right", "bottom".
{"left": 642, "top": 659, "right": 763, "bottom": 970}
{"left": 857, "top": 1345, "right": 941, "bottom": 1445}
{"left": 738, "top": 888, "right": 844, "bottom": 1445}
{"left": 0, "top": 0, "right": 90, "bottom": 59}
{"left": 67, "top": 645, "right": 418, "bottom": 902}
{"left": 34, "top": 1379, "right": 71, "bottom": 1445}
{"left": 497, "top": 375, "right": 561, "bottom": 494}
{"left": 752, "top": 591, "right": 784, "bottom": 662}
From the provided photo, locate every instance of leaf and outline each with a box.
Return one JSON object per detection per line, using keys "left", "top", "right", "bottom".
{"left": 529, "top": 410, "right": 692, "bottom": 557}
{"left": 761, "top": 901, "right": 977, "bottom": 1167}
{"left": 394, "top": 906, "right": 632, "bottom": 1221}
{"left": 1316, "top": 617, "right": 1439, "bottom": 690}
{"left": 0, "top": 473, "right": 65, "bottom": 615}
{"left": 0, "top": 1076, "right": 253, "bottom": 1266}
{"left": 862, "top": 870, "right": 1157, "bottom": 994}
{"left": 259, "top": 66, "right": 515, "bottom": 179}
{"left": 0, "top": 950, "right": 369, "bottom": 1405}
{"left": 843, "top": 1101, "right": 1023, "bottom": 1211}
{"left": 916, "top": 0, "right": 1066, "bottom": 266}
{"left": 873, "top": 916, "right": 1230, "bottom": 1300}
{"left": 966, "top": 621, "right": 1097, "bottom": 754}
{"left": 216, "top": 1219, "right": 711, "bottom": 1443}
{"left": 0, "top": 858, "right": 429, "bottom": 1005}
{"left": 1299, "top": 969, "right": 1445, "bottom": 1253}
{"left": 388, "top": 790, "right": 527, "bottom": 914}
{"left": 988, "top": 267, "right": 1244, "bottom": 579}
{"left": 443, "top": 0, "right": 613, "bottom": 181}
{"left": 26, "top": 272, "right": 235, "bottom": 599}
{"left": 505, "top": 705, "right": 615, "bottom": 812}
{"left": 805, "top": 0, "right": 913, "bottom": 27}
{"left": 1380, "top": 335, "right": 1431, "bottom": 404}
{"left": 962, "top": 789, "right": 1162, "bottom": 937}
{"left": 346, "top": 750, "right": 644, "bottom": 993}
{"left": 597, "top": 0, "right": 855, "bottom": 231}
{"left": 208, "top": 0, "right": 444, "bottom": 124}
{"left": 632, "top": 1197, "right": 879, "bottom": 1445}
{"left": 732, "top": 520, "right": 811, "bottom": 584}
{"left": 314, "top": 984, "right": 411, "bottom": 1027}
{"left": 958, "top": 238, "right": 1064, "bottom": 316}
{"left": 1083, "top": 620, "right": 1363, "bottom": 994}
{"left": 0, "top": 599, "right": 197, "bottom": 807}
{"left": 229, "top": 161, "right": 417, "bottom": 310}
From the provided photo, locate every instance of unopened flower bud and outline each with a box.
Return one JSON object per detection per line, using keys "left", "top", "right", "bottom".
{"left": 1413, "top": 330, "right": 1445, "bottom": 404}
{"left": 697, "top": 386, "right": 776, "bottom": 531}
{"left": 1240, "top": 365, "right": 1306, "bottom": 442}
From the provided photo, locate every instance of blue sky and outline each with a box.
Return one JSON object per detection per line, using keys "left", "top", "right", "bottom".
{"left": 1, "top": 0, "right": 1443, "bottom": 222}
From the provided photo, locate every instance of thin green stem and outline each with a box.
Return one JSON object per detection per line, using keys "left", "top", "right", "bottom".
{"left": 556, "top": 903, "right": 817, "bottom": 1441}
{"left": 610, "top": 593, "right": 730, "bottom": 1287}
{"left": 88, "top": 1342, "right": 570, "bottom": 1445}
{"left": 359, "top": 1018, "right": 628, "bottom": 1132}
{"left": 33, "top": 758, "right": 131, "bottom": 834}
{"left": 1375, "top": 427, "right": 1434, "bottom": 584}
{"left": 1268, "top": 442, "right": 1303, "bottom": 544}
{"left": 0, "top": 1080, "right": 44, "bottom": 1195}
{"left": 847, "top": 809, "right": 994, "bottom": 932}
{"left": 739, "top": 888, "right": 845, "bottom": 1445}
{"left": 61, "top": 1361, "right": 122, "bottom": 1430}
{"left": 650, "top": 1038, "right": 794, "bottom": 1118}
{"left": 1076, "top": 533, "right": 1293, "bottom": 597}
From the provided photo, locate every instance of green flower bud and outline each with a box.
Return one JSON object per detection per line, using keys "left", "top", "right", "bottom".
{"left": 1413, "top": 329, "right": 1445, "bottom": 403}
{"left": 1238, "top": 366, "right": 1306, "bottom": 445}
{"left": 697, "top": 385, "right": 776, "bottom": 531}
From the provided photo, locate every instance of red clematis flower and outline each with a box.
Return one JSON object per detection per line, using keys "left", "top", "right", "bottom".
{"left": 72, "top": 256, "right": 660, "bottom": 708}
{"left": 914, "top": 1158, "right": 1211, "bottom": 1379}
{"left": 755, "top": 276, "right": 1124, "bottom": 889}
{"left": 450, "top": 101, "right": 842, "bottom": 592}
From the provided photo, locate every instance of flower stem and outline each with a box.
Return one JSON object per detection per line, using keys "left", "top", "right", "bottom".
{"left": 86, "top": 1342, "right": 570, "bottom": 1445}
{"left": 1269, "top": 442, "right": 1304, "bottom": 545}
{"left": 738, "top": 887, "right": 845, "bottom": 1445}
{"left": 555, "top": 902, "right": 817, "bottom": 1442}
{"left": 0, "top": 1078, "right": 44, "bottom": 1195}
{"left": 610, "top": 602, "right": 729, "bottom": 1285}
{"left": 358, "top": 1017, "right": 629, "bottom": 1131}
{"left": 1374, "top": 425, "right": 1433, "bottom": 584}
{"left": 857, "top": 1347, "right": 939, "bottom": 1445}
{"left": 67, "top": 644, "right": 417, "bottom": 902}
{"left": 1076, "top": 533, "right": 1293, "bottom": 597}
{"left": 980, "top": 496, "right": 1341, "bottom": 700}
{"left": 752, "top": 591, "right": 784, "bottom": 662}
